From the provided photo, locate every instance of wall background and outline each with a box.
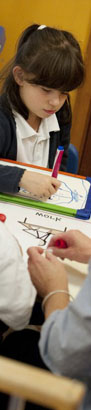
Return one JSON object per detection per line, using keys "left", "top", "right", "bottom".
{"left": 0, "top": 0, "right": 91, "bottom": 110}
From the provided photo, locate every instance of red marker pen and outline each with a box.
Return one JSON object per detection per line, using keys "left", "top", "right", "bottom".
{"left": 52, "top": 146, "right": 64, "bottom": 178}
{"left": 54, "top": 239, "right": 67, "bottom": 249}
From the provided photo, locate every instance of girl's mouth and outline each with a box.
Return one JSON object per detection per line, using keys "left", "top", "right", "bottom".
{"left": 44, "top": 109, "right": 56, "bottom": 114}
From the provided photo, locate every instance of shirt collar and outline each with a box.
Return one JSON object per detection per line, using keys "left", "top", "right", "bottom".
{"left": 45, "top": 113, "right": 60, "bottom": 133}
{"left": 13, "top": 110, "right": 60, "bottom": 140}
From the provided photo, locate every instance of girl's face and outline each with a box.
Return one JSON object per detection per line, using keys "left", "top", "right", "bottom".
{"left": 19, "top": 81, "right": 67, "bottom": 119}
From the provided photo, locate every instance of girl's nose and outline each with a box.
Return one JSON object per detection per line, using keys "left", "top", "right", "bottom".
{"left": 49, "top": 92, "right": 67, "bottom": 108}
{"left": 49, "top": 91, "right": 61, "bottom": 106}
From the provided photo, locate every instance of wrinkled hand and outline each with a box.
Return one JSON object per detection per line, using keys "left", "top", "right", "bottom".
{"left": 48, "top": 230, "right": 91, "bottom": 263}
{"left": 19, "top": 170, "right": 61, "bottom": 200}
{"left": 27, "top": 246, "right": 68, "bottom": 298}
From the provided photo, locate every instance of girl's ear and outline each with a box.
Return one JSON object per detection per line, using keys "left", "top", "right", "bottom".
{"left": 13, "top": 66, "right": 24, "bottom": 85}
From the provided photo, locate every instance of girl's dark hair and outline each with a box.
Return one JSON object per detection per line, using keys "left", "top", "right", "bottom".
{"left": 0, "top": 24, "right": 85, "bottom": 121}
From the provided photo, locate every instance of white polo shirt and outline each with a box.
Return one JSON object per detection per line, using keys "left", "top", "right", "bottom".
{"left": 13, "top": 111, "right": 60, "bottom": 167}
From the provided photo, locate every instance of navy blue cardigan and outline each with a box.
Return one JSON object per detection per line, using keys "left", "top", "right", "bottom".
{"left": 0, "top": 100, "right": 71, "bottom": 193}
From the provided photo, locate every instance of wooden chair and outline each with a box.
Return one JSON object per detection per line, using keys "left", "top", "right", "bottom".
{"left": 0, "top": 356, "right": 85, "bottom": 410}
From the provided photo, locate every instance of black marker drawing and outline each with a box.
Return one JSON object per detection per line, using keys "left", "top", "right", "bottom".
{"left": 18, "top": 217, "right": 67, "bottom": 247}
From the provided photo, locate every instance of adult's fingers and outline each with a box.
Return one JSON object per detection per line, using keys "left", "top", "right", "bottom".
{"left": 27, "top": 246, "right": 44, "bottom": 256}
{"left": 48, "top": 246, "right": 68, "bottom": 259}
{"left": 48, "top": 233, "right": 67, "bottom": 248}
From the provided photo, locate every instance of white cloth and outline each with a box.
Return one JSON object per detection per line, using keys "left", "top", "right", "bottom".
{"left": 13, "top": 111, "right": 60, "bottom": 167}
{"left": 0, "top": 222, "right": 36, "bottom": 330}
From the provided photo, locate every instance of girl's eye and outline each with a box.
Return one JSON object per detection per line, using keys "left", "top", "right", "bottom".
{"left": 41, "top": 87, "right": 51, "bottom": 93}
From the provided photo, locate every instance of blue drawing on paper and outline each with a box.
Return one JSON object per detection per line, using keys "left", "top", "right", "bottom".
{"left": 0, "top": 26, "right": 6, "bottom": 53}
{"left": 48, "top": 177, "right": 89, "bottom": 210}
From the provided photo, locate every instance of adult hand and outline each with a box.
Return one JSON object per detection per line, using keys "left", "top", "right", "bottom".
{"left": 19, "top": 170, "right": 61, "bottom": 200}
{"left": 27, "top": 247, "right": 68, "bottom": 299}
{"left": 48, "top": 230, "right": 91, "bottom": 263}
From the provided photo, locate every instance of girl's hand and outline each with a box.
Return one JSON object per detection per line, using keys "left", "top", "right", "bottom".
{"left": 27, "top": 246, "right": 68, "bottom": 298}
{"left": 19, "top": 170, "right": 61, "bottom": 200}
{"left": 48, "top": 230, "right": 91, "bottom": 263}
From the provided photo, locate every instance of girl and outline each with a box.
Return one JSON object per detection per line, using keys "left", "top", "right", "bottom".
{"left": 0, "top": 24, "right": 85, "bottom": 199}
